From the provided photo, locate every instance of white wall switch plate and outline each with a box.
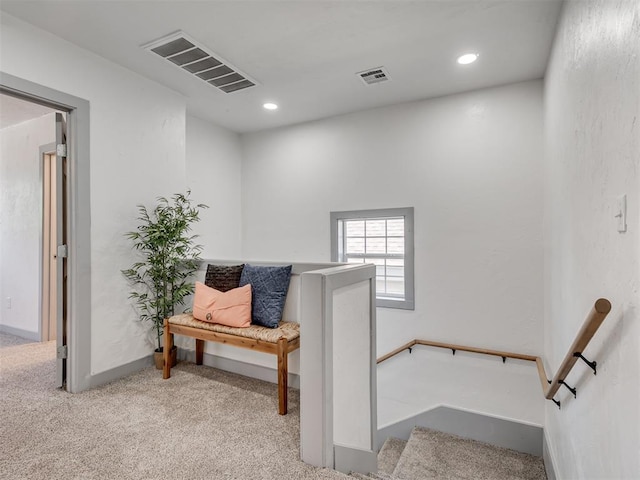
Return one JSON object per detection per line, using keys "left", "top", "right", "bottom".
{"left": 615, "top": 194, "right": 627, "bottom": 233}
{"left": 5, "top": 297, "right": 11, "bottom": 309}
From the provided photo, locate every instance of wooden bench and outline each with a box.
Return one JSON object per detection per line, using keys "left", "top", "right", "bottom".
{"left": 162, "top": 313, "right": 300, "bottom": 415}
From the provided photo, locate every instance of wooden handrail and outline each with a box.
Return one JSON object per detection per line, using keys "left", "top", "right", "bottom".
{"left": 377, "top": 339, "right": 540, "bottom": 365}
{"left": 414, "top": 339, "right": 538, "bottom": 362}
{"left": 377, "top": 340, "right": 417, "bottom": 364}
{"left": 535, "top": 357, "right": 550, "bottom": 395}
{"left": 544, "top": 298, "right": 611, "bottom": 399}
{"left": 376, "top": 298, "right": 612, "bottom": 407}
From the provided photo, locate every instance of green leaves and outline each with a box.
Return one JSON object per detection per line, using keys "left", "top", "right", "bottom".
{"left": 122, "top": 191, "right": 208, "bottom": 350}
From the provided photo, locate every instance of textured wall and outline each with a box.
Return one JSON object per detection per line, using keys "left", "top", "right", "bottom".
{"left": 241, "top": 80, "right": 545, "bottom": 425}
{"left": 544, "top": 1, "right": 640, "bottom": 478}
{"left": 186, "top": 115, "right": 243, "bottom": 260}
{"left": 1, "top": 14, "right": 187, "bottom": 374}
{"left": 0, "top": 113, "right": 55, "bottom": 336}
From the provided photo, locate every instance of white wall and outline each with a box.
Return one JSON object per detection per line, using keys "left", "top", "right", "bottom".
{"left": 333, "top": 280, "right": 373, "bottom": 450}
{"left": 544, "top": 1, "right": 640, "bottom": 478}
{"left": 0, "top": 14, "right": 187, "bottom": 374}
{"left": 186, "top": 115, "right": 242, "bottom": 259}
{"left": 242, "top": 80, "right": 545, "bottom": 426}
{"left": 0, "top": 113, "right": 55, "bottom": 337}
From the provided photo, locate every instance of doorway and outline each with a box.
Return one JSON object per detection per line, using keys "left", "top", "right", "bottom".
{"left": 0, "top": 95, "right": 66, "bottom": 386}
{"left": 0, "top": 72, "right": 91, "bottom": 393}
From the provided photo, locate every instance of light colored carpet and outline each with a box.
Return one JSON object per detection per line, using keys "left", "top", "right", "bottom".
{"left": 354, "top": 473, "right": 394, "bottom": 480}
{"left": 0, "top": 340, "right": 349, "bottom": 480}
{"left": 377, "top": 437, "right": 407, "bottom": 475}
{"left": 351, "top": 474, "right": 394, "bottom": 480}
{"left": 0, "top": 332, "right": 36, "bottom": 347}
{"left": 391, "top": 427, "right": 546, "bottom": 480}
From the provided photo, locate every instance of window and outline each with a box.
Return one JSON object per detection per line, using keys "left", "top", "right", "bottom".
{"left": 331, "top": 207, "right": 414, "bottom": 310}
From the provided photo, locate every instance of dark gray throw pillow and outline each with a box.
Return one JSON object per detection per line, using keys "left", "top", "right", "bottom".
{"left": 239, "top": 264, "right": 292, "bottom": 328}
{"left": 205, "top": 264, "right": 245, "bottom": 292}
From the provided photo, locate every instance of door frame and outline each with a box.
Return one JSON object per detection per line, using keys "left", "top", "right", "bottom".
{"left": 1, "top": 72, "right": 91, "bottom": 393}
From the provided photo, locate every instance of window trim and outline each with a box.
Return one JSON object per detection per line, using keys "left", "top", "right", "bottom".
{"left": 330, "top": 207, "right": 415, "bottom": 310}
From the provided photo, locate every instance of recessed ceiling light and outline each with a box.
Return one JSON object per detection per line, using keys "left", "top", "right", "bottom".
{"left": 263, "top": 102, "right": 278, "bottom": 110}
{"left": 457, "top": 53, "right": 478, "bottom": 65}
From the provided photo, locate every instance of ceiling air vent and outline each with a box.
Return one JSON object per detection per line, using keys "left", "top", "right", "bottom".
{"left": 142, "top": 31, "right": 258, "bottom": 94}
{"left": 357, "top": 66, "right": 391, "bottom": 85}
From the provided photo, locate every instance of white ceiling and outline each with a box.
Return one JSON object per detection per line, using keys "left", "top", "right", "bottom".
{"left": 0, "top": 93, "right": 56, "bottom": 129}
{"left": 0, "top": 1, "right": 562, "bottom": 133}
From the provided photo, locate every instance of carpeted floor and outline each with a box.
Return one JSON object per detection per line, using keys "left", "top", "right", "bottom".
{"left": 1, "top": 335, "right": 547, "bottom": 480}
{"left": 389, "top": 427, "right": 546, "bottom": 480}
{"left": 0, "top": 332, "right": 36, "bottom": 347}
{"left": 0, "top": 337, "right": 348, "bottom": 480}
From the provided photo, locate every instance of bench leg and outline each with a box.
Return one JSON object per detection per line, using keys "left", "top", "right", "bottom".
{"left": 162, "top": 318, "right": 173, "bottom": 379}
{"left": 277, "top": 337, "right": 288, "bottom": 415}
{"left": 195, "top": 339, "right": 204, "bottom": 365}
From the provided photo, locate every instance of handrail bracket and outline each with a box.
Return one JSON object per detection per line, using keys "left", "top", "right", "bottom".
{"left": 559, "top": 380, "right": 577, "bottom": 398}
{"left": 552, "top": 398, "right": 561, "bottom": 409}
{"left": 573, "top": 352, "right": 597, "bottom": 375}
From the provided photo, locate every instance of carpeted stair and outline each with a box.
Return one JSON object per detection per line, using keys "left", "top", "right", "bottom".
{"left": 351, "top": 427, "right": 546, "bottom": 480}
{"left": 377, "top": 436, "right": 407, "bottom": 475}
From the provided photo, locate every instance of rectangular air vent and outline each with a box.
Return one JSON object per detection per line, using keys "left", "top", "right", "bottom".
{"left": 357, "top": 66, "right": 391, "bottom": 85}
{"left": 142, "top": 31, "right": 258, "bottom": 94}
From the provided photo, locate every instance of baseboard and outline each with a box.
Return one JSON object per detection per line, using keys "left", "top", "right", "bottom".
{"left": 543, "top": 429, "right": 558, "bottom": 480}
{"left": 0, "top": 324, "right": 40, "bottom": 342}
{"left": 377, "top": 405, "right": 543, "bottom": 456}
{"left": 86, "top": 348, "right": 300, "bottom": 392}
{"left": 177, "top": 347, "right": 301, "bottom": 389}
{"left": 89, "top": 354, "right": 154, "bottom": 389}
{"left": 334, "top": 444, "right": 377, "bottom": 474}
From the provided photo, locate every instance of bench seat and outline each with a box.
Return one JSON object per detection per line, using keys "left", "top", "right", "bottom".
{"left": 162, "top": 313, "right": 300, "bottom": 414}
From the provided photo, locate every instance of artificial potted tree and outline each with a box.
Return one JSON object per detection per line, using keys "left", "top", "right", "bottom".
{"left": 122, "top": 191, "right": 207, "bottom": 369}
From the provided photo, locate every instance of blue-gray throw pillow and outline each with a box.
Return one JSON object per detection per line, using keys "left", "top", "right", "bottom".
{"left": 239, "top": 264, "right": 292, "bottom": 328}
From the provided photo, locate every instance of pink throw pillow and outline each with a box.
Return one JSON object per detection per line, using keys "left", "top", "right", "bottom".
{"left": 193, "top": 282, "right": 252, "bottom": 328}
